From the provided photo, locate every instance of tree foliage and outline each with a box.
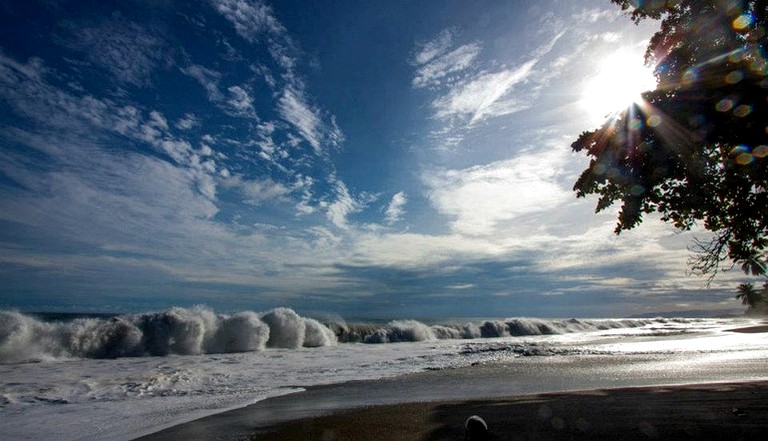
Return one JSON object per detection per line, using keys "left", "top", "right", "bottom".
{"left": 735, "top": 281, "right": 766, "bottom": 309}
{"left": 572, "top": 0, "right": 768, "bottom": 279}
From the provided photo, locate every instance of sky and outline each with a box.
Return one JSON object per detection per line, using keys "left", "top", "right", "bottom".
{"left": 0, "top": 0, "right": 750, "bottom": 318}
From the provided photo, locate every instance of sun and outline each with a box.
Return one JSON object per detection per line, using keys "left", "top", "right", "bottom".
{"left": 580, "top": 48, "right": 657, "bottom": 125}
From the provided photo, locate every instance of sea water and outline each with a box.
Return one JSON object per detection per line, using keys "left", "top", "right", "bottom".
{"left": 1, "top": 307, "right": 766, "bottom": 441}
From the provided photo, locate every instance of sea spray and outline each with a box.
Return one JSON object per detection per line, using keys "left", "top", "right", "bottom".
{"left": 363, "top": 320, "right": 437, "bottom": 343}
{"left": 303, "top": 318, "right": 338, "bottom": 347}
{"left": 209, "top": 311, "right": 269, "bottom": 353}
{"left": 261, "top": 307, "right": 305, "bottom": 349}
{"left": 0, "top": 308, "right": 701, "bottom": 363}
{"left": 0, "top": 307, "right": 329, "bottom": 362}
{"left": 480, "top": 320, "right": 509, "bottom": 338}
{"left": 137, "top": 306, "right": 211, "bottom": 356}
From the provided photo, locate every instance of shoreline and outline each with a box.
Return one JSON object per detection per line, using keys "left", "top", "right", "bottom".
{"left": 133, "top": 324, "right": 768, "bottom": 440}
{"left": 136, "top": 373, "right": 768, "bottom": 440}
{"left": 728, "top": 324, "right": 768, "bottom": 333}
{"left": 252, "top": 381, "right": 768, "bottom": 440}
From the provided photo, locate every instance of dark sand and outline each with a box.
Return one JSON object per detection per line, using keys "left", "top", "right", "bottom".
{"left": 728, "top": 324, "right": 768, "bottom": 334}
{"left": 138, "top": 348, "right": 768, "bottom": 441}
{"left": 252, "top": 381, "right": 768, "bottom": 441}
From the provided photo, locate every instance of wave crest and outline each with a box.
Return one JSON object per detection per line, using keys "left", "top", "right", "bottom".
{"left": 0, "top": 307, "right": 335, "bottom": 363}
{"left": 0, "top": 308, "right": 702, "bottom": 363}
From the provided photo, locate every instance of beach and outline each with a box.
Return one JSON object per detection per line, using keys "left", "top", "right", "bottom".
{"left": 4, "top": 315, "right": 767, "bottom": 441}
{"left": 252, "top": 381, "right": 768, "bottom": 440}
{"left": 138, "top": 341, "right": 768, "bottom": 441}
{"left": 248, "top": 325, "right": 768, "bottom": 441}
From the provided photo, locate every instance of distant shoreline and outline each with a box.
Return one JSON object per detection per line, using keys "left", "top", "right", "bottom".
{"left": 728, "top": 324, "right": 768, "bottom": 333}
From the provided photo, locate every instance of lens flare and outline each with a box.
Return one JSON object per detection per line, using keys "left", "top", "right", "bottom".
{"left": 580, "top": 48, "right": 657, "bottom": 125}
{"left": 732, "top": 13, "right": 754, "bottom": 30}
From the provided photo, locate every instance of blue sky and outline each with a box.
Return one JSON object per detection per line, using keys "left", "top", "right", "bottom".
{"left": 0, "top": 0, "right": 747, "bottom": 317}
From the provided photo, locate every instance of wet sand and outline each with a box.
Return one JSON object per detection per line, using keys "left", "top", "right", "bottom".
{"left": 252, "top": 381, "right": 768, "bottom": 440}
{"left": 137, "top": 349, "right": 768, "bottom": 441}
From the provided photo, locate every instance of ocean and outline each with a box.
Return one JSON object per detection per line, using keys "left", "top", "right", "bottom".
{"left": 1, "top": 307, "right": 766, "bottom": 440}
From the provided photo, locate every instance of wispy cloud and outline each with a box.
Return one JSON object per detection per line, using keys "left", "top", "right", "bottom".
{"left": 413, "top": 37, "right": 481, "bottom": 89}
{"left": 181, "top": 64, "right": 224, "bottom": 102}
{"left": 0, "top": 53, "right": 225, "bottom": 204}
{"left": 432, "top": 60, "right": 537, "bottom": 124}
{"left": 226, "top": 85, "right": 257, "bottom": 118}
{"left": 384, "top": 192, "right": 408, "bottom": 225}
{"left": 322, "top": 179, "right": 363, "bottom": 230}
{"left": 61, "top": 14, "right": 168, "bottom": 87}
{"left": 210, "top": 0, "right": 343, "bottom": 156}
{"left": 175, "top": 113, "right": 199, "bottom": 130}
{"left": 0, "top": 50, "right": 325, "bottom": 292}
{"left": 412, "top": 29, "right": 552, "bottom": 149}
{"left": 277, "top": 87, "right": 323, "bottom": 154}
{"left": 221, "top": 175, "right": 292, "bottom": 205}
{"left": 572, "top": 7, "right": 622, "bottom": 24}
{"left": 208, "top": 0, "right": 284, "bottom": 41}
{"left": 413, "top": 29, "right": 454, "bottom": 65}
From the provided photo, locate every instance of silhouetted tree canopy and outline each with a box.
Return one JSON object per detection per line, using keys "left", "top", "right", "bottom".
{"left": 735, "top": 282, "right": 764, "bottom": 308}
{"left": 572, "top": 0, "right": 768, "bottom": 279}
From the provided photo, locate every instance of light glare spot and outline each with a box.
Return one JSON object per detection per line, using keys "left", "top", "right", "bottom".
{"left": 733, "top": 105, "right": 752, "bottom": 117}
{"left": 731, "top": 145, "right": 749, "bottom": 155}
{"left": 732, "top": 14, "right": 754, "bottom": 30}
{"left": 736, "top": 153, "right": 754, "bottom": 165}
{"left": 580, "top": 48, "right": 657, "bottom": 125}
{"left": 681, "top": 69, "right": 697, "bottom": 85}
{"left": 716, "top": 99, "right": 734, "bottom": 112}
{"left": 725, "top": 70, "right": 744, "bottom": 84}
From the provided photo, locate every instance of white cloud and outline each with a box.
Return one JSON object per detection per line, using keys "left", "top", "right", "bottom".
{"left": 385, "top": 192, "right": 407, "bottom": 225}
{"left": 413, "top": 29, "right": 454, "bottom": 65}
{"left": 210, "top": 0, "right": 297, "bottom": 74}
{"left": 432, "top": 60, "right": 537, "bottom": 124}
{"left": 181, "top": 64, "right": 223, "bottom": 102}
{"left": 573, "top": 7, "right": 621, "bottom": 24}
{"left": 208, "top": 0, "right": 283, "bottom": 42}
{"left": 424, "top": 148, "right": 571, "bottom": 236}
{"left": 277, "top": 86, "right": 324, "bottom": 154}
{"left": 148, "top": 110, "right": 169, "bottom": 130}
{"left": 600, "top": 32, "right": 621, "bottom": 42}
{"left": 348, "top": 231, "right": 510, "bottom": 268}
{"left": 175, "top": 113, "right": 199, "bottom": 130}
{"left": 415, "top": 29, "right": 568, "bottom": 149}
{"left": 222, "top": 175, "right": 291, "bottom": 205}
{"left": 323, "top": 179, "right": 362, "bottom": 230}
{"left": 413, "top": 42, "right": 481, "bottom": 88}
{"left": 182, "top": 66, "right": 260, "bottom": 120}
{"left": 226, "top": 85, "right": 257, "bottom": 117}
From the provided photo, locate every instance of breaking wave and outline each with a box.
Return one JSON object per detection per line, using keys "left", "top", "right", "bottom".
{"left": 0, "top": 306, "right": 336, "bottom": 363}
{"left": 0, "top": 307, "right": 704, "bottom": 363}
{"left": 334, "top": 317, "right": 698, "bottom": 343}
